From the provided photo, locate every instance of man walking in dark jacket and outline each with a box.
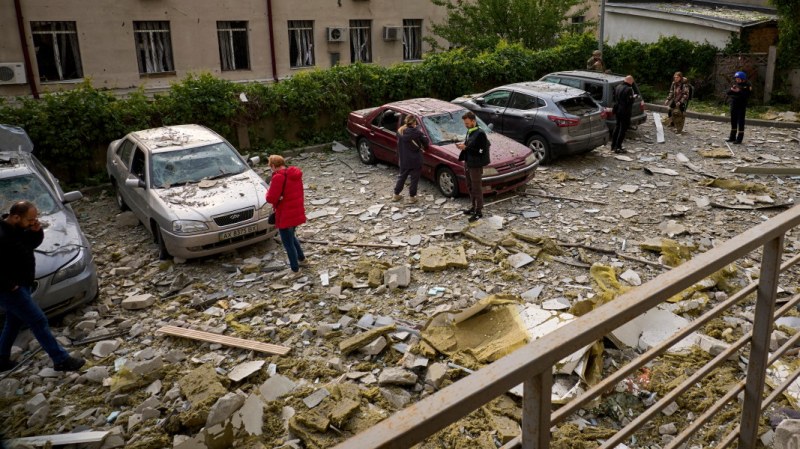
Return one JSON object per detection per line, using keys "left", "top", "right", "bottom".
{"left": 456, "top": 111, "right": 490, "bottom": 222}
{"left": 0, "top": 201, "right": 85, "bottom": 372}
{"left": 611, "top": 75, "right": 636, "bottom": 153}
{"left": 392, "top": 115, "right": 429, "bottom": 204}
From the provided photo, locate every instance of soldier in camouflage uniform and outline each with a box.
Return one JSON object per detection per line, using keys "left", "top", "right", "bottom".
{"left": 586, "top": 50, "right": 605, "bottom": 72}
{"left": 664, "top": 72, "right": 690, "bottom": 134}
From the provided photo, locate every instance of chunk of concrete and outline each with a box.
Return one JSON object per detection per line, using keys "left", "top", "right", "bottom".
{"left": 121, "top": 294, "right": 155, "bottom": 310}
{"left": 236, "top": 394, "right": 265, "bottom": 436}
{"left": 378, "top": 367, "right": 418, "bottom": 386}
{"left": 380, "top": 387, "right": 411, "bottom": 409}
{"left": 84, "top": 366, "right": 109, "bottom": 384}
{"left": 92, "top": 340, "right": 121, "bottom": 358}
{"left": 425, "top": 363, "right": 448, "bottom": 389}
{"left": 227, "top": 360, "right": 265, "bottom": 382}
{"left": 25, "top": 393, "right": 48, "bottom": 413}
{"left": 303, "top": 388, "right": 330, "bottom": 409}
{"left": 384, "top": 266, "right": 411, "bottom": 289}
{"left": 508, "top": 252, "right": 534, "bottom": 269}
{"left": 420, "top": 246, "right": 468, "bottom": 272}
{"left": 0, "top": 378, "right": 20, "bottom": 399}
{"left": 206, "top": 392, "right": 246, "bottom": 428}
{"left": 775, "top": 419, "right": 800, "bottom": 449}
{"left": 259, "top": 374, "right": 297, "bottom": 402}
{"left": 360, "top": 336, "right": 388, "bottom": 356}
{"left": 338, "top": 325, "right": 396, "bottom": 354}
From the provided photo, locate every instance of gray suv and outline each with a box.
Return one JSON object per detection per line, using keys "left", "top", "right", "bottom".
{"left": 452, "top": 81, "right": 609, "bottom": 164}
{"left": 539, "top": 71, "right": 647, "bottom": 131}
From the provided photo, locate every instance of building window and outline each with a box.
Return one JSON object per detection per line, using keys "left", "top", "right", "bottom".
{"left": 403, "top": 19, "right": 422, "bottom": 61}
{"left": 288, "top": 20, "right": 315, "bottom": 68}
{"left": 30, "top": 21, "right": 83, "bottom": 82}
{"left": 217, "top": 21, "right": 250, "bottom": 71}
{"left": 133, "top": 21, "right": 174, "bottom": 74}
{"left": 349, "top": 20, "right": 372, "bottom": 63}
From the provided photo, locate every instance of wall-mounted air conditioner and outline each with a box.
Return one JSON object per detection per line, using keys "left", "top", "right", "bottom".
{"left": 383, "top": 26, "right": 401, "bottom": 41}
{"left": 327, "top": 27, "right": 346, "bottom": 42}
{"left": 0, "top": 63, "right": 26, "bottom": 85}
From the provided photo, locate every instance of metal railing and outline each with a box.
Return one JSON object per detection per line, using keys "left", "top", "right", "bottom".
{"left": 333, "top": 204, "right": 800, "bottom": 449}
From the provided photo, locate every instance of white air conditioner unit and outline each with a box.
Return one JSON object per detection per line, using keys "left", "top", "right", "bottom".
{"left": 0, "top": 63, "right": 26, "bottom": 85}
{"left": 383, "top": 26, "right": 401, "bottom": 41}
{"left": 327, "top": 27, "right": 346, "bottom": 43}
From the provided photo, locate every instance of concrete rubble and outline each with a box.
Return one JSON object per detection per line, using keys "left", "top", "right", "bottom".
{"left": 2, "top": 120, "right": 800, "bottom": 448}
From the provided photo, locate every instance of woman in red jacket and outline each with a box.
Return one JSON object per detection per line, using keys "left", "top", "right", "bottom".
{"left": 266, "top": 155, "right": 307, "bottom": 276}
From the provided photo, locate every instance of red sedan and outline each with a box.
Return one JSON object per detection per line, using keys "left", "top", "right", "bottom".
{"left": 346, "top": 98, "right": 538, "bottom": 197}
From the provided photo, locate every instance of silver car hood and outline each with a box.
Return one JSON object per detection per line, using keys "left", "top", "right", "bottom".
{"left": 154, "top": 172, "right": 268, "bottom": 221}
{"left": 35, "top": 211, "right": 85, "bottom": 277}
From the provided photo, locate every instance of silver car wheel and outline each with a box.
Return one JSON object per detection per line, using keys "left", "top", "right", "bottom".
{"left": 526, "top": 135, "right": 551, "bottom": 165}
{"left": 357, "top": 138, "right": 376, "bottom": 164}
{"left": 436, "top": 167, "right": 458, "bottom": 198}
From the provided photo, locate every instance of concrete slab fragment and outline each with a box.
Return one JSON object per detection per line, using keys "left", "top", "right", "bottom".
{"left": 420, "top": 246, "right": 468, "bottom": 271}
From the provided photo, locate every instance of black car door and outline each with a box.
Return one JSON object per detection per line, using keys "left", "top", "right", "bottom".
{"left": 502, "top": 92, "right": 543, "bottom": 142}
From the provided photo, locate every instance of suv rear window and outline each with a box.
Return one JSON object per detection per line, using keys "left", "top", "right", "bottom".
{"left": 557, "top": 96, "right": 599, "bottom": 115}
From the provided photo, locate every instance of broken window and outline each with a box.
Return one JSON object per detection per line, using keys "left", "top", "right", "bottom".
{"left": 30, "top": 21, "right": 83, "bottom": 82}
{"left": 402, "top": 19, "right": 422, "bottom": 61}
{"left": 349, "top": 20, "right": 372, "bottom": 63}
{"left": 217, "top": 21, "right": 250, "bottom": 71}
{"left": 288, "top": 20, "right": 315, "bottom": 68}
{"left": 133, "top": 21, "right": 174, "bottom": 74}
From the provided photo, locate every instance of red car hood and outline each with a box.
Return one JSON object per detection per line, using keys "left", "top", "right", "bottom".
{"left": 438, "top": 132, "right": 532, "bottom": 166}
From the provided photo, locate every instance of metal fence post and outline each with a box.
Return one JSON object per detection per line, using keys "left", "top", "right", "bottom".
{"left": 522, "top": 370, "right": 552, "bottom": 449}
{"left": 740, "top": 235, "right": 784, "bottom": 447}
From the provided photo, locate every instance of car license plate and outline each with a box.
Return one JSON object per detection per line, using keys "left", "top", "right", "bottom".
{"left": 219, "top": 225, "right": 257, "bottom": 240}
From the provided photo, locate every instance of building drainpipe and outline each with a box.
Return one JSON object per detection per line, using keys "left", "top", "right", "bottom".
{"left": 266, "top": 0, "right": 279, "bottom": 82}
{"left": 13, "top": 0, "right": 39, "bottom": 99}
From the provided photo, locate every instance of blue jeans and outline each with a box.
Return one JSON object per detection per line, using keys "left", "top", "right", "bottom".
{"left": 278, "top": 227, "right": 305, "bottom": 272}
{"left": 0, "top": 286, "right": 70, "bottom": 364}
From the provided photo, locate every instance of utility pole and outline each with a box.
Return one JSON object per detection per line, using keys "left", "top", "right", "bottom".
{"left": 598, "top": 0, "right": 606, "bottom": 53}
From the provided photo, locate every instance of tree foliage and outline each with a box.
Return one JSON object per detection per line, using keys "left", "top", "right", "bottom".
{"left": 429, "top": 0, "right": 589, "bottom": 51}
{"left": 770, "top": 0, "right": 800, "bottom": 68}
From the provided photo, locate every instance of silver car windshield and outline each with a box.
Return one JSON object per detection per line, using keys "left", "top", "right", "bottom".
{"left": 422, "top": 111, "right": 492, "bottom": 145}
{"left": 0, "top": 174, "right": 59, "bottom": 215}
{"left": 151, "top": 142, "right": 248, "bottom": 189}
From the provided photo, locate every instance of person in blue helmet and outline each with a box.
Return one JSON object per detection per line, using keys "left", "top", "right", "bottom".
{"left": 726, "top": 71, "right": 752, "bottom": 144}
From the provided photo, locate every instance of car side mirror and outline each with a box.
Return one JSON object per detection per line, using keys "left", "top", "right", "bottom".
{"left": 248, "top": 156, "right": 260, "bottom": 167}
{"left": 125, "top": 177, "right": 145, "bottom": 189}
{"left": 63, "top": 191, "right": 83, "bottom": 204}
{"left": 475, "top": 97, "right": 486, "bottom": 106}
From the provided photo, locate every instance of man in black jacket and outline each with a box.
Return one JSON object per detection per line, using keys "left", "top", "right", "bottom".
{"left": 456, "top": 111, "right": 490, "bottom": 222}
{"left": 0, "top": 201, "right": 85, "bottom": 372}
{"left": 611, "top": 75, "right": 636, "bottom": 153}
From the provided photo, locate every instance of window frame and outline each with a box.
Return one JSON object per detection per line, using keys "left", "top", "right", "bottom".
{"left": 217, "top": 21, "right": 250, "bottom": 71}
{"left": 30, "top": 21, "right": 84, "bottom": 82}
{"left": 288, "top": 20, "right": 315, "bottom": 68}
{"left": 133, "top": 21, "right": 175, "bottom": 75}
{"left": 402, "top": 19, "right": 422, "bottom": 61}
{"left": 349, "top": 19, "right": 372, "bottom": 63}
{"left": 483, "top": 90, "right": 512, "bottom": 108}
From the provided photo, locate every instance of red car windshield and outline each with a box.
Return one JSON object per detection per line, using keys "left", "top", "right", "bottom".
{"left": 422, "top": 111, "right": 492, "bottom": 145}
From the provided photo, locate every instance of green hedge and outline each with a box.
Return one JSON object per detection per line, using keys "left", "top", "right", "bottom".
{"left": 0, "top": 33, "right": 719, "bottom": 183}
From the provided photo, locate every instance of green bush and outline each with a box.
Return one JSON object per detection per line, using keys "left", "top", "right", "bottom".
{"left": 0, "top": 33, "right": 720, "bottom": 183}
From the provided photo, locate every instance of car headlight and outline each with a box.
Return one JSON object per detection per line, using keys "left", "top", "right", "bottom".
{"left": 483, "top": 167, "right": 499, "bottom": 176}
{"left": 525, "top": 153, "right": 537, "bottom": 165}
{"left": 172, "top": 220, "right": 208, "bottom": 234}
{"left": 52, "top": 249, "right": 88, "bottom": 285}
{"left": 258, "top": 202, "right": 271, "bottom": 219}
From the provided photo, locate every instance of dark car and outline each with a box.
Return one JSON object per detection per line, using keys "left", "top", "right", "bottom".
{"left": 452, "top": 81, "right": 610, "bottom": 164}
{"left": 539, "top": 71, "right": 647, "bottom": 131}
{"left": 346, "top": 98, "right": 538, "bottom": 197}
{"left": 0, "top": 124, "right": 98, "bottom": 318}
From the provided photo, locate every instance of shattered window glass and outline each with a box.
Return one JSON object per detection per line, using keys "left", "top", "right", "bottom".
{"left": 150, "top": 143, "right": 248, "bottom": 189}
{"left": 288, "top": 20, "right": 315, "bottom": 68}
{"left": 133, "top": 21, "right": 174, "bottom": 74}
{"left": 218, "top": 21, "right": 250, "bottom": 71}
{"left": 422, "top": 111, "right": 492, "bottom": 145}
{"left": 0, "top": 174, "right": 58, "bottom": 215}
{"left": 349, "top": 20, "right": 372, "bottom": 63}
{"left": 31, "top": 21, "right": 83, "bottom": 82}
{"left": 558, "top": 95, "right": 601, "bottom": 115}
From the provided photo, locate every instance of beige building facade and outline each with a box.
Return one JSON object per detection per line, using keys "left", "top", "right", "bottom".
{"left": 0, "top": 0, "right": 447, "bottom": 98}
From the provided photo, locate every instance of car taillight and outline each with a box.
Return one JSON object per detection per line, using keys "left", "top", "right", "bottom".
{"left": 601, "top": 108, "right": 612, "bottom": 119}
{"left": 640, "top": 100, "right": 645, "bottom": 112}
{"left": 547, "top": 115, "right": 580, "bottom": 127}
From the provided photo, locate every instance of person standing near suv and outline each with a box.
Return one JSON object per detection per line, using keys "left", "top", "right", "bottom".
{"left": 611, "top": 75, "right": 636, "bottom": 153}
{"left": 726, "top": 71, "right": 752, "bottom": 144}
{"left": 456, "top": 111, "right": 490, "bottom": 222}
{"left": 392, "top": 115, "right": 428, "bottom": 204}
{"left": 664, "top": 72, "right": 690, "bottom": 134}
{"left": 0, "top": 201, "right": 85, "bottom": 373}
